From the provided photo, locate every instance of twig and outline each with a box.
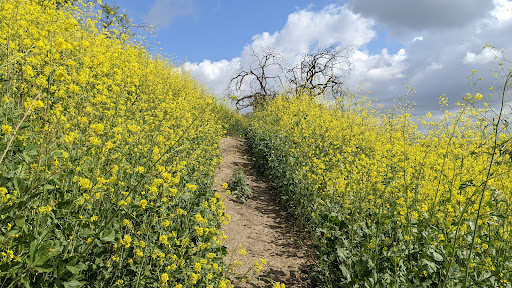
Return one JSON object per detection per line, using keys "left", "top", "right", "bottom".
{"left": 0, "top": 89, "right": 43, "bottom": 165}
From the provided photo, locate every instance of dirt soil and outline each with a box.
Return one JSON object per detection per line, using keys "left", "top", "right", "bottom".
{"left": 214, "top": 137, "right": 312, "bottom": 288}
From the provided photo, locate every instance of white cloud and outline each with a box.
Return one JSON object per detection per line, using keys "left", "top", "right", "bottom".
{"left": 145, "top": 0, "right": 195, "bottom": 28}
{"left": 184, "top": 58, "right": 240, "bottom": 95}
{"left": 246, "top": 4, "right": 375, "bottom": 56}
{"left": 349, "top": 48, "right": 407, "bottom": 90}
{"left": 463, "top": 48, "right": 500, "bottom": 64}
{"left": 428, "top": 62, "right": 443, "bottom": 70}
{"left": 491, "top": 0, "right": 512, "bottom": 23}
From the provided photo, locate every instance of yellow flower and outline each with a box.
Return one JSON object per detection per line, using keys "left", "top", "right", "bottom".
{"left": 159, "top": 273, "right": 169, "bottom": 285}
{"left": 78, "top": 178, "right": 91, "bottom": 189}
{"left": 194, "top": 262, "right": 201, "bottom": 272}
{"left": 139, "top": 199, "right": 148, "bottom": 209}
{"left": 6, "top": 250, "right": 14, "bottom": 260}
{"left": 89, "top": 136, "right": 101, "bottom": 146}
{"left": 38, "top": 205, "right": 52, "bottom": 214}
{"left": 222, "top": 183, "right": 228, "bottom": 189}
{"left": 1, "top": 125, "right": 12, "bottom": 135}
{"left": 189, "top": 273, "right": 200, "bottom": 284}
{"left": 90, "top": 123, "right": 105, "bottom": 134}
{"left": 63, "top": 132, "right": 78, "bottom": 143}
{"left": 159, "top": 235, "right": 169, "bottom": 245}
{"left": 134, "top": 249, "right": 144, "bottom": 258}
{"left": 194, "top": 213, "right": 205, "bottom": 223}
{"left": 55, "top": 70, "right": 68, "bottom": 81}
{"left": 120, "top": 235, "right": 132, "bottom": 248}
{"left": 186, "top": 184, "right": 197, "bottom": 191}
{"left": 32, "top": 100, "right": 44, "bottom": 109}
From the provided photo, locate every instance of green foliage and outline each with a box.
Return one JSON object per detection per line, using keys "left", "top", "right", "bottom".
{"left": 228, "top": 169, "right": 252, "bottom": 203}
{"left": 216, "top": 103, "right": 248, "bottom": 138}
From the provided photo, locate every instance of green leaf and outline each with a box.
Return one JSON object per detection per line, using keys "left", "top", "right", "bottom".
{"left": 66, "top": 262, "right": 87, "bottom": 274}
{"left": 431, "top": 250, "right": 443, "bottom": 262}
{"left": 29, "top": 240, "right": 38, "bottom": 262}
{"left": 20, "top": 276, "right": 31, "bottom": 288}
{"left": 421, "top": 258, "right": 437, "bottom": 273}
{"left": 99, "top": 228, "right": 115, "bottom": 243}
{"left": 479, "top": 270, "right": 491, "bottom": 281}
{"left": 43, "top": 184, "right": 55, "bottom": 191}
{"left": 459, "top": 180, "right": 474, "bottom": 190}
{"left": 33, "top": 265, "right": 54, "bottom": 273}
{"left": 34, "top": 241, "right": 63, "bottom": 265}
{"left": 15, "top": 217, "right": 26, "bottom": 229}
{"left": 339, "top": 264, "right": 351, "bottom": 282}
{"left": 62, "top": 280, "right": 86, "bottom": 288}
{"left": 14, "top": 177, "right": 28, "bottom": 194}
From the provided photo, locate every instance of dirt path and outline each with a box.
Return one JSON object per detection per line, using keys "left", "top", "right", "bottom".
{"left": 214, "top": 138, "right": 311, "bottom": 287}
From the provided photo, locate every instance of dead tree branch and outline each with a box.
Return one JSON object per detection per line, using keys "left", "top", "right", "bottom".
{"left": 228, "top": 45, "right": 353, "bottom": 110}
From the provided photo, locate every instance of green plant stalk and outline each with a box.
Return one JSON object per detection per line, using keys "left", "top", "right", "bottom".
{"left": 0, "top": 89, "right": 42, "bottom": 165}
{"left": 464, "top": 71, "right": 511, "bottom": 287}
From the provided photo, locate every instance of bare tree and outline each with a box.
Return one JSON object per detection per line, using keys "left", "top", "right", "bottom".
{"left": 287, "top": 45, "right": 353, "bottom": 98}
{"left": 228, "top": 45, "right": 353, "bottom": 110}
{"left": 228, "top": 46, "right": 284, "bottom": 110}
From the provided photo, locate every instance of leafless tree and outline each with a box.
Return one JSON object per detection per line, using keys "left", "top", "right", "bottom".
{"left": 228, "top": 46, "right": 284, "bottom": 109}
{"left": 228, "top": 45, "right": 353, "bottom": 110}
{"left": 287, "top": 45, "right": 353, "bottom": 98}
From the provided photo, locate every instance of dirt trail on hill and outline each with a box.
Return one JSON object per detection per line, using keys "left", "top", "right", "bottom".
{"left": 214, "top": 138, "right": 311, "bottom": 287}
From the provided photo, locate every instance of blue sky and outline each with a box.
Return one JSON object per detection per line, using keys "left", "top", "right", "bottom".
{"left": 114, "top": 0, "right": 512, "bottom": 114}
{"left": 118, "top": 0, "right": 351, "bottom": 62}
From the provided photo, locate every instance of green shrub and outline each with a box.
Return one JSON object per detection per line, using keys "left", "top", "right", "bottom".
{"left": 228, "top": 169, "right": 253, "bottom": 203}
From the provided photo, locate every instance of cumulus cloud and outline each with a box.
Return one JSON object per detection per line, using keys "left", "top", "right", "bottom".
{"left": 269, "top": 5, "right": 375, "bottom": 53}
{"left": 355, "top": 48, "right": 407, "bottom": 81}
{"left": 145, "top": 0, "right": 195, "bottom": 28}
{"left": 464, "top": 48, "right": 501, "bottom": 64}
{"left": 491, "top": 0, "right": 512, "bottom": 23}
{"left": 184, "top": 58, "right": 241, "bottom": 95}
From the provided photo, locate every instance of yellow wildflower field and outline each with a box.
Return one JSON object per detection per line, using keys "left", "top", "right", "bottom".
{"left": 248, "top": 83, "right": 511, "bottom": 286}
{"left": 0, "top": 0, "right": 232, "bottom": 287}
